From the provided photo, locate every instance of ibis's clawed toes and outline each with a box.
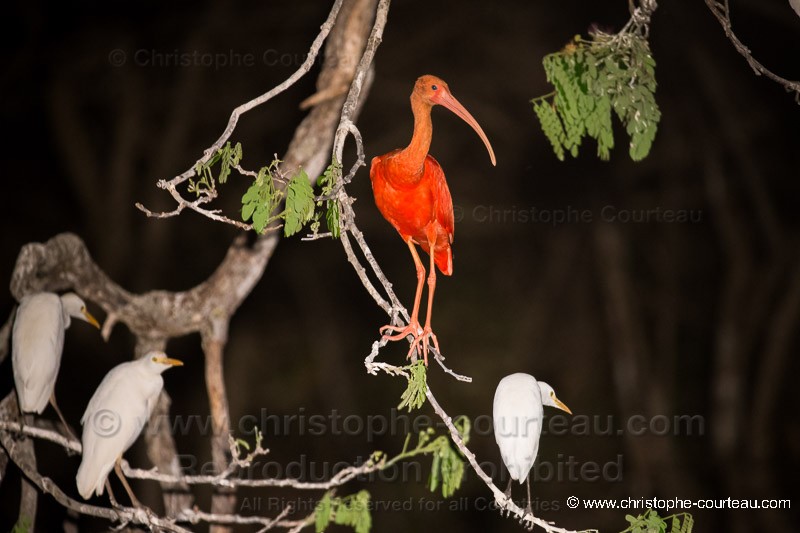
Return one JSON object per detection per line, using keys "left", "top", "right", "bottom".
{"left": 380, "top": 322, "right": 439, "bottom": 365}
{"left": 379, "top": 322, "right": 422, "bottom": 340}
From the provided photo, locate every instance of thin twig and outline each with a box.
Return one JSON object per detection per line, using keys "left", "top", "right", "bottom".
{"left": 179, "top": 505, "right": 300, "bottom": 531}
{"left": 0, "top": 419, "right": 386, "bottom": 490}
{"left": 425, "top": 389, "right": 591, "bottom": 533}
{"left": 0, "top": 404, "right": 190, "bottom": 533}
{"left": 704, "top": 0, "right": 800, "bottom": 102}
{"left": 136, "top": 0, "right": 347, "bottom": 222}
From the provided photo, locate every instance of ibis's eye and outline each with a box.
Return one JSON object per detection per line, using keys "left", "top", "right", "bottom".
{"left": 431, "top": 84, "right": 438, "bottom": 91}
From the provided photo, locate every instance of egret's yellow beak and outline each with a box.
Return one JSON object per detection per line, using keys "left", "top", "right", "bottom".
{"left": 82, "top": 309, "right": 100, "bottom": 329}
{"left": 154, "top": 357, "right": 184, "bottom": 367}
{"left": 553, "top": 396, "right": 572, "bottom": 415}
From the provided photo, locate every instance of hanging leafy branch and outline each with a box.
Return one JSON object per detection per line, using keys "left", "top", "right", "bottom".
{"left": 397, "top": 360, "right": 428, "bottom": 412}
{"left": 311, "top": 417, "right": 471, "bottom": 533}
{"left": 311, "top": 161, "right": 343, "bottom": 238}
{"left": 314, "top": 490, "right": 372, "bottom": 533}
{"left": 621, "top": 509, "right": 694, "bottom": 533}
{"left": 190, "top": 141, "right": 243, "bottom": 195}
{"left": 241, "top": 159, "right": 284, "bottom": 233}
{"left": 532, "top": 6, "right": 660, "bottom": 161}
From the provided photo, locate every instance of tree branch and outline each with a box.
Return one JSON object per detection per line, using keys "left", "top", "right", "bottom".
{"left": 0, "top": 394, "right": 190, "bottom": 533}
{"left": 135, "top": 0, "right": 347, "bottom": 224}
{"left": 704, "top": 0, "right": 800, "bottom": 102}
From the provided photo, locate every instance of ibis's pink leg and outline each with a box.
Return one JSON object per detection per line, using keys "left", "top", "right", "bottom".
{"left": 380, "top": 236, "right": 441, "bottom": 365}
{"left": 380, "top": 239, "right": 427, "bottom": 360}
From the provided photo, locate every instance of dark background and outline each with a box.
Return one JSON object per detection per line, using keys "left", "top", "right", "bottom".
{"left": 1, "top": 1, "right": 799, "bottom": 531}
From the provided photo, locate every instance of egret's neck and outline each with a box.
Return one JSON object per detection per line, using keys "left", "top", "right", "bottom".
{"left": 395, "top": 95, "right": 433, "bottom": 175}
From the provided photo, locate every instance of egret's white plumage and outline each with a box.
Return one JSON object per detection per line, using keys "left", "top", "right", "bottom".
{"left": 76, "top": 352, "right": 182, "bottom": 500}
{"left": 12, "top": 292, "right": 99, "bottom": 413}
{"left": 493, "top": 373, "right": 571, "bottom": 511}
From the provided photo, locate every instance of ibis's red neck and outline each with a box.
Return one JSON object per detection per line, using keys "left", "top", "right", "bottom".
{"left": 395, "top": 94, "right": 433, "bottom": 175}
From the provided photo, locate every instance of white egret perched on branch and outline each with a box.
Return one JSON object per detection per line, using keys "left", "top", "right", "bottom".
{"left": 12, "top": 292, "right": 100, "bottom": 438}
{"left": 493, "top": 373, "right": 572, "bottom": 515}
{"left": 76, "top": 351, "right": 183, "bottom": 506}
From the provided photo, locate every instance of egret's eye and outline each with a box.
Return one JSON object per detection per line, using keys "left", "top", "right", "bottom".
{"left": 550, "top": 391, "right": 555, "bottom": 397}
{"left": 152, "top": 357, "right": 158, "bottom": 362}
{"left": 431, "top": 84, "right": 438, "bottom": 91}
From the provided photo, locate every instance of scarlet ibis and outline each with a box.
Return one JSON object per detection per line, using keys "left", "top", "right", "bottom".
{"left": 370, "top": 75, "right": 496, "bottom": 364}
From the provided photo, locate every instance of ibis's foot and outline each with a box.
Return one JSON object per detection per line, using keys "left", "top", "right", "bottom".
{"left": 380, "top": 322, "right": 422, "bottom": 341}
{"left": 379, "top": 322, "right": 439, "bottom": 365}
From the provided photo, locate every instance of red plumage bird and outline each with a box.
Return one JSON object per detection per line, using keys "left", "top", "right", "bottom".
{"left": 370, "top": 75, "right": 496, "bottom": 364}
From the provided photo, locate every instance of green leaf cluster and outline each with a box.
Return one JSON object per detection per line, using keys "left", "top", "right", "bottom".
{"left": 241, "top": 160, "right": 282, "bottom": 234}
{"left": 315, "top": 490, "right": 372, "bottom": 533}
{"left": 284, "top": 170, "right": 315, "bottom": 237}
{"left": 622, "top": 509, "right": 694, "bottom": 533}
{"left": 428, "top": 416, "right": 470, "bottom": 498}
{"left": 533, "top": 32, "right": 660, "bottom": 161}
{"left": 397, "top": 360, "right": 427, "bottom": 412}
{"left": 190, "top": 142, "right": 242, "bottom": 195}
{"left": 313, "top": 161, "right": 342, "bottom": 238}
{"left": 386, "top": 416, "right": 469, "bottom": 499}
{"left": 240, "top": 160, "right": 344, "bottom": 237}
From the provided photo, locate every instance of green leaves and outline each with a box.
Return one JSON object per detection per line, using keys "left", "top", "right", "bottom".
{"left": 316, "top": 162, "right": 342, "bottom": 238}
{"left": 314, "top": 491, "right": 372, "bottom": 533}
{"left": 241, "top": 161, "right": 281, "bottom": 234}
{"left": 397, "top": 360, "right": 427, "bottom": 412}
{"left": 284, "top": 171, "right": 315, "bottom": 237}
{"left": 240, "top": 160, "right": 343, "bottom": 237}
{"left": 622, "top": 510, "right": 694, "bottom": 533}
{"left": 385, "top": 417, "right": 470, "bottom": 499}
{"left": 428, "top": 416, "right": 470, "bottom": 498}
{"left": 533, "top": 32, "right": 660, "bottom": 161}
{"left": 190, "top": 142, "right": 242, "bottom": 195}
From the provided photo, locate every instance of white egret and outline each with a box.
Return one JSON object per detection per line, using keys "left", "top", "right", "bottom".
{"left": 76, "top": 351, "right": 183, "bottom": 505}
{"left": 493, "top": 373, "right": 572, "bottom": 514}
{"left": 12, "top": 291, "right": 100, "bottom": 438}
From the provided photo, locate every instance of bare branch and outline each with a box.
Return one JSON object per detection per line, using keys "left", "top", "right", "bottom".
{"left": 425, "top": 389, "right": 592, "bottom": 533}
{"left": 180, "top": 505, "right": 299, "bottom": 531}
{"left": 0, "top": 395, "right": 191, "bottom": 533}
{"left": 0, "top": 417, "right": 386, "bottom": 490}
{"left": 704, "top": 0, "right": 800, "bottom": 102}
{"left": 136, "top": 0, "right": 346, "bottom": 222}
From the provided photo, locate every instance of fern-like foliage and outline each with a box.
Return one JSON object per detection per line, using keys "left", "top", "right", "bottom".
{"left": 397, "top": 360, "right": 427, "bottom": 412}
{"left": 428, "top": 416, "right": 470, "bottom": 498}
{"left": 241, "top": 159, "right": 283, "bottom": 234}
{"left": 533, "top": 29, "right": 660, "bottom": 162}
{"left": 621, "top": 509, "right": 694, "bottom": 533}
{"left": 311, "top": 161, "right": 343, "bottom": 238}
{"left": 315, "top": 491, "right": 372, "bottom": 533}
{"left": 191, "top": 141, "right": 243, "bottom": 195}
{"left": 238, "top": 159, "right": 343, "bottom": 237}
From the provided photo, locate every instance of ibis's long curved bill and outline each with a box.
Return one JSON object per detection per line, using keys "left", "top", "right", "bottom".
{"left": 435, "top": 91, "right": 496, "bottom": 167}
